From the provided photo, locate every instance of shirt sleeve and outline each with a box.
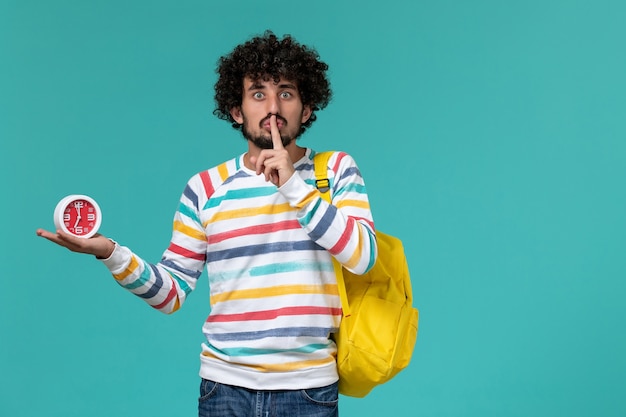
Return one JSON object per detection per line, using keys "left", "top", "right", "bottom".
{"left": 278, "top": 151, "right": 377, "bottom": 275}
{"left": 100, "top": 174, "right": 208, "bottom": 314}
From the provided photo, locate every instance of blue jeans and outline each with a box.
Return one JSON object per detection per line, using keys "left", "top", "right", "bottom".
{"left": 198, "top": 379, "right": 339, "bottom": 417}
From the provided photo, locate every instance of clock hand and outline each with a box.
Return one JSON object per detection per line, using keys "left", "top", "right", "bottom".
{"left": 74, "top": 202, "right": 81, "bottom": 227}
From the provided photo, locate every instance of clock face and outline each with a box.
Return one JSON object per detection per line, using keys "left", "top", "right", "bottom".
{"left": 54, "top": 195, "right": 102, "bottom": 238}
{"left": 62, "top": 199, "right": 98, "bottom": 236}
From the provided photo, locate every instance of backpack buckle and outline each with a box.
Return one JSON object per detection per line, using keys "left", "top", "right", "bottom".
{"left": 316, "top": 179, "right": 330, "bottom": 193}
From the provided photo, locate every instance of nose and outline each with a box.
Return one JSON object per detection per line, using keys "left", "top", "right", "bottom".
{"left": 266, "top": 94, "right": 280, "bottom": 115}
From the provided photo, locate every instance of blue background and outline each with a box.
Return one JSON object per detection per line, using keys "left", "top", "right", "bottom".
{"left": 2, "top": 0, "right": 625, "bottom": 416}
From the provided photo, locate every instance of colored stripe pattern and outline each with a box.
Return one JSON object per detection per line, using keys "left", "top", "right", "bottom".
{"left": 106, "top": 148, "right": 376, "bottom": 389}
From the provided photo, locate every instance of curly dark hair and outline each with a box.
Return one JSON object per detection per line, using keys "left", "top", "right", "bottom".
{"left": 213, "top": 31, "right": 332, "bottom": 135}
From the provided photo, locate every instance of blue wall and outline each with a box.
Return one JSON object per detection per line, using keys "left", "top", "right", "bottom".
{"left": 2, "top": 1, "right": 625, "bottom": 415}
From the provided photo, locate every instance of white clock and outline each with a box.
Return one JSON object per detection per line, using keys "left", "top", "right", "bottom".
{"left": 53, "top": 194, "right": 102, "bottom": 239}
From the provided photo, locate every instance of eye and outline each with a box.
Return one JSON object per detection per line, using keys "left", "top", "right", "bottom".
{"left": 253, "top": 92, "right": 264, "bottom": 99}
{"left": 280, "top": 91, "right": 292, "bottom": 99}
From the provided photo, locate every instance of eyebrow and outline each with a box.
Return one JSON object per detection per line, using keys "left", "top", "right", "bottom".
{"left": 278, "top": 82, "right": 297, "bottom": 90}
{"left": 247, "top": 82, "right": 298, "bottom": 91}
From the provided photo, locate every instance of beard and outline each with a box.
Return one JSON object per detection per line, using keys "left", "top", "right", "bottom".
{"left": 241, "top": 113, "right": 300, "bottom": 149}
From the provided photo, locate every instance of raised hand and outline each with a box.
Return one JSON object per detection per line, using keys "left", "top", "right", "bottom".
{"left": 250, "top": 115, "right": 295, "bottom": 187}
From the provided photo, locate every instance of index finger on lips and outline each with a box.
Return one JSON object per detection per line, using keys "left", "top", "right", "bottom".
{"left": 270, "top": 115, "right": 283, "bottom": 150}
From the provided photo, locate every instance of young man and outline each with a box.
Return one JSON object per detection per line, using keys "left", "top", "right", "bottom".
{"left": 37, "top": 31, "right": 377, "bottom": 417}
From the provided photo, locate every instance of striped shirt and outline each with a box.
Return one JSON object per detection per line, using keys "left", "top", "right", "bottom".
{"left": 102, "top": 148, "right": 377, "bottom": 390}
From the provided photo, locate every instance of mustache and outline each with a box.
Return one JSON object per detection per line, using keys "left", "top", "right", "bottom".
{"left": 259, "top": 113, "right": 288, "bottom": 127}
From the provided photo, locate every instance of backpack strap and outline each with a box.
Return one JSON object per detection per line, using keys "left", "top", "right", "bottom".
{"left": 313, "top": 151, "right": 351, "bottom": 318}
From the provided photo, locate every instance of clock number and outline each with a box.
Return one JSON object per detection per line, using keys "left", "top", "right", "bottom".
{"left": 64, "top": 213, "right": 71, "bottom": 221}
{"left": 74, "top": 201, "right": 83, "bottom": 217}
{"left": 87, "top": 213, "right": 95, "bottom": 221}
{"left": 74, "top": 226, "right": 83, "bottom": 234}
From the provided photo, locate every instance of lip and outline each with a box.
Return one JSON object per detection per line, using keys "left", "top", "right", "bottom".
{"left": 262, "top": 116, "right": 285, "bottom": 130}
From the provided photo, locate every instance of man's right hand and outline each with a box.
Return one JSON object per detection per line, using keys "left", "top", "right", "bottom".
{"left": 36, "top": 229, "right": 116, "bottom": 259}
{"left": 250, "top": 115, "right": 296, "bottom": 187}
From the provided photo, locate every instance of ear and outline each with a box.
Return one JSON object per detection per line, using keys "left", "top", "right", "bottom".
{"left": 230, "top": 107, "right": 243, "bottom": 124}
{"left": 301, "top": 105, "right": 312, "bottom": 123}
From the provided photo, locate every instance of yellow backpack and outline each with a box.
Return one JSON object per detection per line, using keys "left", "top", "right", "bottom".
{"left": 314, "top": 151, "right": 419, "bottom": 398}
